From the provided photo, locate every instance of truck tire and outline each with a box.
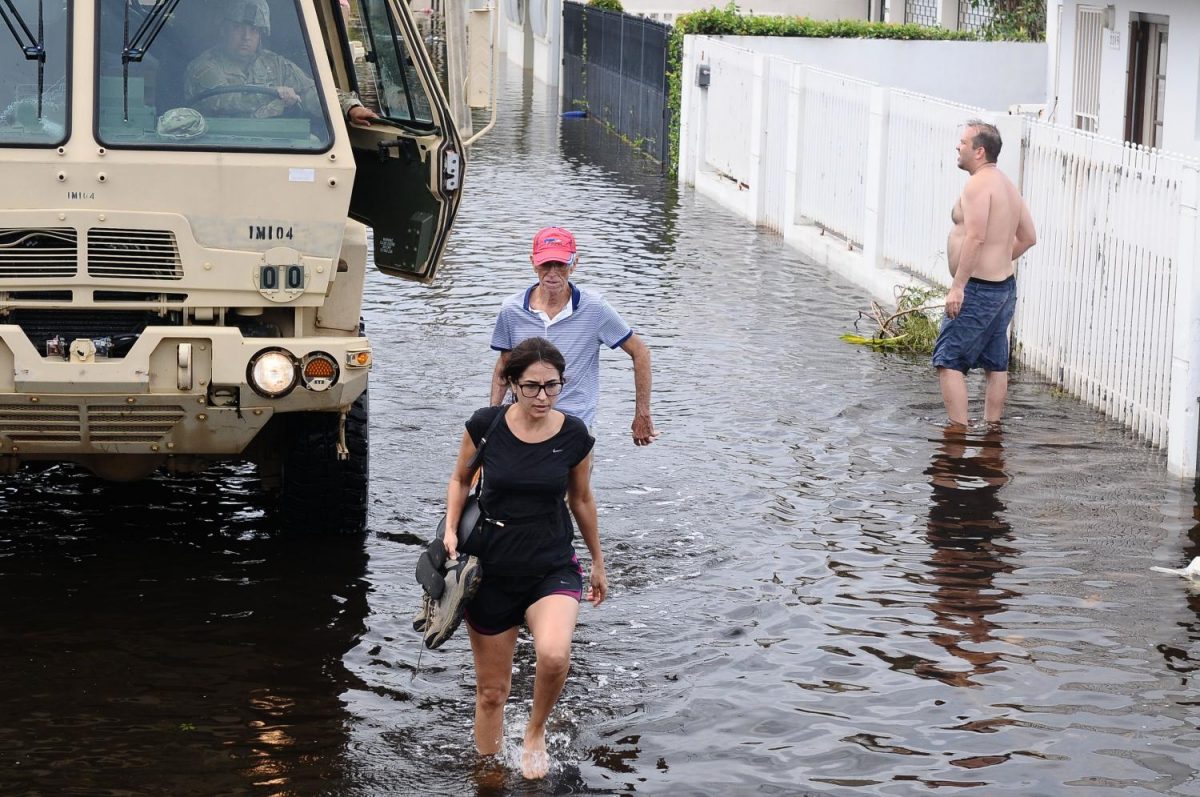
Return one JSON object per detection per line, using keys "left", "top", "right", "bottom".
{"left": 279, "top": 390, "right": 369, "bottom": 534}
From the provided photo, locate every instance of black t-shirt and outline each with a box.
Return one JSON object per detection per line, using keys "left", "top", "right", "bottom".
{"left": 466, "top": 405, "right": 594, "bottom": 521}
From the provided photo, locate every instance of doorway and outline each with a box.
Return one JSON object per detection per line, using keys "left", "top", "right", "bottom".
{"left": 1124, "top": 14, "right": 1168, "bottom": 147}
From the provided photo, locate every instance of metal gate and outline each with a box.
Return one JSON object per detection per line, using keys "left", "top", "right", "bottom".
{"left": 561, "top": 2, "right": 671, "bottom": 170}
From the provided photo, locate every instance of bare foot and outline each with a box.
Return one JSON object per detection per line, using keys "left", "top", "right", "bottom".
{"left": 520, "top": 730, "right": 549, "bottom": 779}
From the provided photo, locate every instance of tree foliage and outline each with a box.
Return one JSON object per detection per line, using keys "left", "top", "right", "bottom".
{"left": 975, "top": 0, "right": 1045, "bottom": 42}
{"left": 588, "top": 0, "right": 624, "bottom": 12}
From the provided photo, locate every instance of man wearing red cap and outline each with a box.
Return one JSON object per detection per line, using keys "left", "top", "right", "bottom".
{"left": 489, "top": 227, "right": 657, "bottom": 445}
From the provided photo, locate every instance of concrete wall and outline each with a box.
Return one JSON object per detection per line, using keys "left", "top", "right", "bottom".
{"left": 720, "top": 36, "right": 1047, "bottom": 109}
{"left": 1051, "top": 0, "right": 1200, "bottom": 159}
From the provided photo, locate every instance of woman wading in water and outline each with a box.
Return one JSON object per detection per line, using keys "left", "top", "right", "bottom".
{"left": 443, "top": 336, "right": 607, "bottom": 779}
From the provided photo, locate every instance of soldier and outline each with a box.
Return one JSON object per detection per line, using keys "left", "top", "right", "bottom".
{"left": 185, "top": 0, "right": 375, "bottom": 124}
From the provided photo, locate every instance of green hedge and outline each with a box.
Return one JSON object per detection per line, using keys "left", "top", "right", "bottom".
{"left": 588, "top": 0, "right": 624, "bottom": 11}
{"left": 667, "top": 5, "right": 980, "bottom": 176}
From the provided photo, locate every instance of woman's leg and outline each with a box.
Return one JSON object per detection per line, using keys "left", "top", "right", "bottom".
{"left": 468, "top": 624, "right": 519, "bottom": 756}
{"left": 520, "top": 594, "right": 581, "bottom": 778}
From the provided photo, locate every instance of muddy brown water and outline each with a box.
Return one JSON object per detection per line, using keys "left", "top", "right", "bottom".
{"left": 2, "top": 69, "right": 1199, "bottom": 796}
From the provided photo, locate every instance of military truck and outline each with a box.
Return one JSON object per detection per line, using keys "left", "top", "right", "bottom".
{"left": 0, "top": 0, "right": 470, "bottom": 531}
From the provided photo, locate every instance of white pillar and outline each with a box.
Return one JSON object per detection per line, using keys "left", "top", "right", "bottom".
{"left": 746, "top": 53, "right": 767, "bottom": 224}
{"left": 937, "top": 0, "right": 958, "bottom": 29}
{"left": 1167, "top": 164, "right": 1200, "bottom": 477}
{"left": 678, "top": 35, "right": 699, "bottom": 186}
{"left": 991, "top": 114, "right": 1025, "bottom": 189}
{"left": 782, "top": 63, "right": 806, "bottom": 235}
{"left": 1044, "top": 0, "right": 1062, "bottom": 122}
{"left": 884, "top": 1, "right": 903, "bottom": 23}
{"left": 862, "top": 86, "right": 890, "bottom": 268}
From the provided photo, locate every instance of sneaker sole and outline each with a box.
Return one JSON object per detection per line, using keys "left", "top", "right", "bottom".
{"left": 424, "top": 559, "right": 483, "bottom": 650}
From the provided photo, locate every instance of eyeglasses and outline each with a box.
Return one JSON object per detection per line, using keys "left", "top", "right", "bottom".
{"left": 516, "top": 380, "right": 564, "bottom": 398}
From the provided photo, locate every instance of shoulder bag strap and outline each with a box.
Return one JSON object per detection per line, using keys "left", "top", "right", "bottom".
{"left": 466, "top": 407, "right": 507, "bottom": 497}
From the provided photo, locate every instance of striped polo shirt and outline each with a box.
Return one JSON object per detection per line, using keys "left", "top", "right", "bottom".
{"left": 491, "top": 283, "right": 633, "bottom": 428}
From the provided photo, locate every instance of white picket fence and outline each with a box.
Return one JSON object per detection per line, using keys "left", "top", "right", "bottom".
{"left": 882, "top": 90, "right": 987, "bottom": 284}
{"left": 795, "top": 68, "right": 873, "bottom": 245}
{"left": 678, "top": 35, "right": 1200, "bottom": 474}
{"left": 1016, "top": 123, "right": 1191, "bottom": 446}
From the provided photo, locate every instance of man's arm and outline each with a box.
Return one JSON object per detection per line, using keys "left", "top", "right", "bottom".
{"left": 619, "top": 334, "right": 658, "bottom": 446}
{"left": 945, "top": 178, "right": 991, "bottom": 318}
{"left": 338, "top": 89, "right": 378, "bottom": 125}
{"left": 489, "top": 351, "right": 510, "bottom": 406}
{"left": 1011, "top": 198, "right": 1037, "bottom": 261}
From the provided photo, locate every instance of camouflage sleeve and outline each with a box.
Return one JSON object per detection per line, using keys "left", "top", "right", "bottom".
{"left": 184, "top": 57, "right": 221, "bottom": 114}
{"left": 338, "top": 90, "right": 363, "bottom": 118}
{"left": 277, "top": 56, "right": 322, "bottom": 118}
{"left": 185, "top": 55, "right": 260, "bottom": 117}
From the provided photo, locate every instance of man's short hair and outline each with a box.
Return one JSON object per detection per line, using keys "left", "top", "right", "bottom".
{"left": 965, "top": 120, "right": 1001, "bottom": 164}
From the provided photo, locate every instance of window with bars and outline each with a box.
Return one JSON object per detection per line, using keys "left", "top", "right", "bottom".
{"left": 905, "top": 0, "right": 939, "bottom": 26}
{"left": 1073, "top": 6, "right": 1105, "bottom": 132}
{"left": 957, "top": 0, "right": 993, "bottom": 32}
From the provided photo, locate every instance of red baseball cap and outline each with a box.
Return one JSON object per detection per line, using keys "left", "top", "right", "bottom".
{"left": 531, "top": 226, "right": 577, "bottom": 266}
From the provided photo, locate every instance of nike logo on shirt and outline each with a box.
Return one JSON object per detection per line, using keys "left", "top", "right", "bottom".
{"left": 552, "top": 447, "right": 564, "bottom": 453}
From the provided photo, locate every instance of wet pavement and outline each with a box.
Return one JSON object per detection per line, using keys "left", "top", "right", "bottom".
{"left": 2, "top": 69, "right": 1200, "bottom": 796}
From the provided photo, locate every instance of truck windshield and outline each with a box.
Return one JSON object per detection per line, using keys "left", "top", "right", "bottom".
{"left": 0, "top": 0, "right": 69, "bottom": 147}
{"left": 95, "top": 0, "right": 332, "bottom": 151}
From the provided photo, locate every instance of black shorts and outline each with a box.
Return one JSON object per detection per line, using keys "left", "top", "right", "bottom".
{"left": 465, "top": 555, "right": 583, "bottom": 635}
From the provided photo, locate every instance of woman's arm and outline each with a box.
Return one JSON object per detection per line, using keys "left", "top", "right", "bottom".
{"left": 443, "top": 429, "right": 480, "bottom": 559}
{"left": 567, "top": 452, "right": 606, "bottom": 606}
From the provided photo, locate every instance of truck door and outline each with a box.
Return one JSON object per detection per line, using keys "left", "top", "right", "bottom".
{"left": 341, "top": 0, "right": 464, "bottom": 283}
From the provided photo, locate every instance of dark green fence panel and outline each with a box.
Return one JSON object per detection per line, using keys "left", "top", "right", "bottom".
{"left": 561, "top": 3, "right": 671, "bottom": 170}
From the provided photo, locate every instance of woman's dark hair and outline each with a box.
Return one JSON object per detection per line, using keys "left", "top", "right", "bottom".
{"left": 502, "top": 337, "right": 566, "bottom": 384}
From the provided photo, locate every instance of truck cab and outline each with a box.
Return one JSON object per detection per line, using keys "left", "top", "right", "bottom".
{"left": 0, "top": 0, "right": 465, "bottom": 531}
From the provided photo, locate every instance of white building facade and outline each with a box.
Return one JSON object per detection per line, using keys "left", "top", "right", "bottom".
{"left": 1048, "top": 0, "right": 1200, "bottom": 158}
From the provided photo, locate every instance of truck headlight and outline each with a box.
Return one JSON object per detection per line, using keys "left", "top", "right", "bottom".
{"left": 248, "top": 348, "right": 298, "bottom": 398}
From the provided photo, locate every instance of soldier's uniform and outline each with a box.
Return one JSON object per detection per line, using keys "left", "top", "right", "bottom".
{"left": 185, "top": 47, "right": 330, "bottom": 119}
{"left": 183, "top": 0, "right": 363, "bottom": 121}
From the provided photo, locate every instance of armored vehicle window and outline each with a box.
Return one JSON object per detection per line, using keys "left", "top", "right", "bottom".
{"left": 347, "top": 0, "right": 434, "bottom": 128}
{"left": 0, "top": 0, "right": 69, "bottom": 147}
{"left": 95, "top": 0, "right": 333, "bottom": 151}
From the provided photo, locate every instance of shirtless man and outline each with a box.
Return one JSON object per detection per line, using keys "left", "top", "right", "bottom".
{"left": 933, "top": 120, "right": 1037, "bottom": 428}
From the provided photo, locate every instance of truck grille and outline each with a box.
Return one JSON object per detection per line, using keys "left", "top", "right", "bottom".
{"left": 88, "top": 405, "right": 186, "bottom": 442}
{"left": 87, "top": 229, "right": 183, "bottom": 280}
{"left": 0, "top": 228, "right": 78, "bottom": 278}
{"left": 0, "top": 405, "right": 82, "bottom": 442}
{"left": 0, "top": 404, "right": 186, "bottom": 444}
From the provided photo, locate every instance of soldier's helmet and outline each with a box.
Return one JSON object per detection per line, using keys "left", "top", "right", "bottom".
{"left": 223, "top": 0, "right": 271, "bottom": 35}
{"left": 156, "top": 107, "right": 208, "bottom": 140}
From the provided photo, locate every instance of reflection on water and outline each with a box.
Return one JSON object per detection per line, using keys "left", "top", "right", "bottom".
{"left": 921, "top": 428, "right": 1016, "bottom": 687}
{"left": 0, "top": 466, "right": 369, "bottom": 795}
{"left": 3, "top": 65, "right": 1200, "bottom": 796}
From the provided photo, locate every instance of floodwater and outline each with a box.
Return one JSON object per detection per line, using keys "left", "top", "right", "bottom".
{"left": 3, "top": 69, "right": 1200, "bottom": 797}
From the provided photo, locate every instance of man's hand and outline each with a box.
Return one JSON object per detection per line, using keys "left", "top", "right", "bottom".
{"left": 347, "top": 105, "right": 379, "bottom": 126}
{"left": 632, "top": 411, "right": 659, "bottom": 446}
{"left": 275, "top": 86, "right": 301, "bottom": 106}
{"left": 945, "top": 285, "right": 964, "bottom": 320}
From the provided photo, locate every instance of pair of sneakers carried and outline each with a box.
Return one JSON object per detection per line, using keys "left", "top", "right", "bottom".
{"left": 413, "top": 540, "right": 483, "bottom": 649}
